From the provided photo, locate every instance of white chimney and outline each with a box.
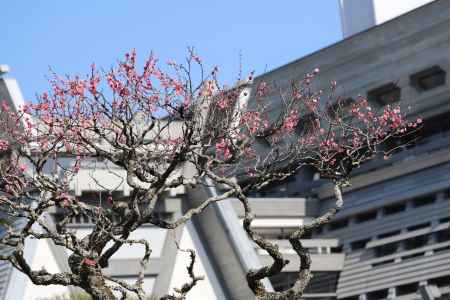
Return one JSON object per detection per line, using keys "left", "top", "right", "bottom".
{"left": 339, "top": 0, "right": 436, "bottom": 38}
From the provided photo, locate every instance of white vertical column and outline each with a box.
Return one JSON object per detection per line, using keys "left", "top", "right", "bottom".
{"left": 339, "top": 0, "right": 437, "bottom": 38}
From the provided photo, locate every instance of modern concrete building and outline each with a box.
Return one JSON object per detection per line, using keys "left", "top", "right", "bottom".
{"left": 2, "top": 0, "right": 450, "bottom": 299}
{"left": 249, "top": 0, "right": 450, "bottom": 299}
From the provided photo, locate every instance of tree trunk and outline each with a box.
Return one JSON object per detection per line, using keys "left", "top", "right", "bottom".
{"left": 83, "top": 271, "right": 117, "bottom": 300}
{"left": 69, "top": 254, "right": 117, "bottom": 300}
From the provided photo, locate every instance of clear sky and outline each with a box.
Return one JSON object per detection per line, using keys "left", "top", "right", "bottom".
{"left": 2, "top": 1, "right": 342, "bottom": 102}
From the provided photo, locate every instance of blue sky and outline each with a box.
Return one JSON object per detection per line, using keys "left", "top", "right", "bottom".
{"left": 2, "top": 1, "right": 342, "bottom": 101}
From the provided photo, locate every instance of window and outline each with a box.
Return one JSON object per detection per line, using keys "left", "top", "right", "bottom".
{"left": 396, "top": 282, "right": 419, "bottom": 296}
{"left": 271, "top": 271, "right": 340, "bottom": 294}
{"left": 411, "top": 66, "right": 446, "bottom": 91}
{"left": 303, "top": 272, "right": 340, "bottom": 294}
{"left": 434, "top": 245, "right": 450, "bottom": 253}
{"left": 328, "top": 219, "right": 349, "bottom": 231}
{"left": 82, "top": 214, "right": 90, "bottom": 223}
{"left": 79, "top": 190, "right": 124, "bottom": 205}
{"left": 367, "top": 289, "right": 388, "bottom": 300}
{"left": 152, "top": 211, "right": 173, "bottom": 222}
{"left": 372, "top": 259, "right": 395, "bottom": 267}
{"left": 402, "top": 252, "right": 424, "bottom": 261}
{"left": 407, "top": 222, "right": 430, "bottom": 231}
{"left": 74, "top": 214, "right": 82, "bottom": 224}
{"left": 327, "top": 97, "right": 355, "bottom": 122}
{"left": 375, "top": 242, "right": 398, "bottom": 257}
{"left": 378, "top": 230, "right": 401, "bottom": 239}
{"left": 314, "top": 226, "right": 323, "bottom": 235}
{"left": 295, "top": 113, "right": 319, "bottom": 136}
{"left": 255, "top": 227, "right": 306, "bottom": 240}
{"left": 383, "top": 202, "right": 406, "bottom": 216}
{"left": 355, "top": 210, "right": 378, "bottom": 223}
{"left": 444, "top": 188, "right": 450, "bottom": 200}
{"left": 383, "top": 133, "right": 417, "bottom": 155}
{"left": 255, "top": 136, "right": 272, "bottom": 147}
{"left": 420, "top": 112, "right": 450, "bottom": 140}
{"left": 404, "top": 235, "right": 429, "bottom": 250}
{"left": 269, "top": 272, "right": 297, "bottom": 292}
{"left": 412, "top": 195, "right": 435, "bottom": 207}
{"left": 428, "top": 275, "right": 450, "bottom": 288}
{"left": 351, "top": 238, "right": 371, "bottom": 250}
{"left": 440, "top": 216, "right": 450, "bottom": 224}
{"left": 368, "top": 83, "right": 401, "bottom": 105}
{"left": 331, "top": 245, "right": 343, "bottom": 253}
{"left": 437, "top": 229, "right": 450, "bottom": 243}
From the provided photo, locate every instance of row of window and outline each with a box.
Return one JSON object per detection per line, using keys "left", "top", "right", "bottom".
{"left": 319, "top": 188, "right": 450, "bottom": 235}
{"left": 270, "top": 271, "right": 339, "bottom": 294}
{"left": 249, "top": 109, "right": 450, "bottom": 199}
{"left": 54, "top": 211, "right": 173, "bottom": 225}
{"left": 368, "top": 65, "right": 446, "bottom": 105}
{"left": 254, "top": 227, "right": 343, "bottom": 254}
{"left": 341, "top": 274, "right": 450, "bottom": 300}
{"left": 350, "top": 216, "right": 450, "bottom": 252}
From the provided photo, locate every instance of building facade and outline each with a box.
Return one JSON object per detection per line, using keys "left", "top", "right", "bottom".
{"left": 251, "top": 0, "right": 450, "bottom": 299}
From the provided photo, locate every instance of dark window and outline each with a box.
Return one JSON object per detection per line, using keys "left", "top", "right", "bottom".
{"left": 328, "top": 219, "right": 349, "bottom": 231}
{"left": 255, "top": 136, "right": 272, "bottom": 147}
{"left": 434, "top": 245, "right": 450, "bottom": 253}
{"left": 303, "top": 272, "right": 340, "bottom": 294}
{"left": 327, "top": 97, "right": 355, "bottom": 122}
{"left": 271, "top": 271, "right": 340, "bottom": 294}
{"left": 375, "top": 242, "right": 398, "bottom": 257}
{"left": 269, "top": 272, "right": 296, "bottom": 292}
{"left": 315, "top": 226, "right": 323, "bottom": 235}
{"left": 74, "top": 215, "right": 82, "bottom": 223}
{"left": 383, "top": 203, "right": 406, "bottom": 216}
{"left": 440, "top": 216, "right": 450, "bottom": 224}
{"left": 411, "top": 66, "right": 446, "bottom": 91}
{"left": 351, "top": 238, "right": 371, "bottom": 251}
{"left": 372, "top": 259, "right": 395, "bottom": 267}
{"left": 355, "top": 210, "right": 378, "bottom": 223}
{"left": 437, "top": 229, "right": 450, "bottom": 243}
{"left": 404, "top": 235, "right": 429, "bottom": 250}
{"left": 295, "top": 113, "right": 319, "bottom": 136}
{"left": 396, "top": 282, "right": 419, "bottom": 296}
{"left": 82, "top": 214, "right": 90, "bottom": 223}
{"left": 152, "top": 211, "right": 173, "bottom": 222}
{"left": 378, "top": 230, "right": 401, "bottom": 239}
{"left": 420, "top": 112, "right": 450, "bottom": 140}
{"left": 402, "top": 252, "right": 424, "bottom": 261}
{"left": 255, "top": 227, "right": 306, "bottom": 240}
{"left": 407, "top": 222, "right": 430, "bottom": 231}
{"left": 368, "top": 83, "right": 401, "bottom": 105}
{"left": 383, "top": 133, "right": 418, "bottom": 155}
{"left": 367, "top": 289, "right": 388, "bottom": 300}
{"left": 331, "top": 245, "right": 343, "bottom": 253}
{"left": 79, "top": 190, "right": 123, "bottom": 206}
{"left": 412, "top": 195, "right": 435, "bottom": 207}
{"left": 428, "top": 275, "right": 450, "bottom": 287}
{"left": 444, "top": 188, "right": 450, "bottom": 200}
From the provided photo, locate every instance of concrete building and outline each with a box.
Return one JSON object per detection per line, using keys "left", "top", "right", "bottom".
{"left": 250, "top": 0, "right": 450, "bottom": 299}
{"left": 2, "top": 0, "right": 450, "bottom": 299}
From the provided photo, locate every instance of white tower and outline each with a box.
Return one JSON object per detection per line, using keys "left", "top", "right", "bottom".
{"left": 339, "top": 0, "right": 436, "bottom": 38}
